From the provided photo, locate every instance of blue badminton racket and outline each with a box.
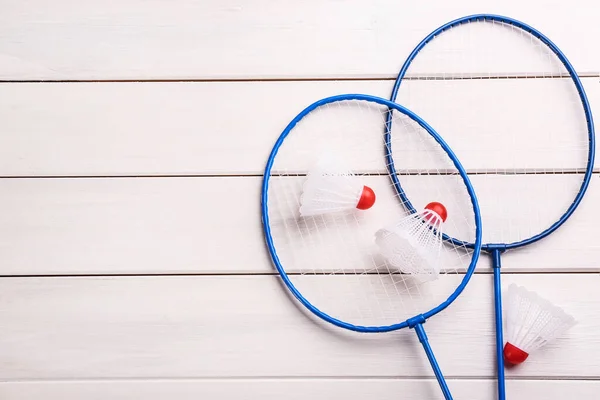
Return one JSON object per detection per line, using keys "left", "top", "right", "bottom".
{"left": 386, "top": 14, "right": 595, "bottom": 399}
{"left": 262, "top": 94, "right": 482, "bottom": 400}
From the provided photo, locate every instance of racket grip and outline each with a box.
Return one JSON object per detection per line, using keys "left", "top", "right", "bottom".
{"left": 413, "top": 322, "right": 454, "bottom": 400}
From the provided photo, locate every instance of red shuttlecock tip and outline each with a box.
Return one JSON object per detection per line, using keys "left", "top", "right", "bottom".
{"left": 503, "top": 342, "right": 529, "bottom": 365}
{"left": 356, "top": 185, "right": 376, "bottom": 210}
{"left": 424, "top": 202, "right": 447, "bottom": 222}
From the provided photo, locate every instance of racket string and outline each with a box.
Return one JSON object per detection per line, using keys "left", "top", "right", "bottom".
{"left": 267, "top": 98, "right": 479, "bottom": 325}
{"left": 394, "top": 19, "right": 590, "bottom": 245}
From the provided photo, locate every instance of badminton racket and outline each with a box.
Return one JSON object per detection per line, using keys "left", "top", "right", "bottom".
{"left": 386, "top": 14, "right": 595, "bottom": 400}
{"left": 262, "top": 93, "right": 482, "bottom": 400}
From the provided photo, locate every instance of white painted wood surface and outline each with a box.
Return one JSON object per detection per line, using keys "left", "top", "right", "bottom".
{"left": 1, "top": 1, "right": 599, "bottom": 398}
{"left": 2, "top": 379, "right": 599, "bottom": 400}
{"left": 0, "top": 275, "right": 597, "bottom": 380}
{"left": 1, "top": 175, "right": 599, "bottom": 276}
{"left": 0, "top": 79, "right": 598, "bottom": 177}
{"left": 1, "top": 1, "right": 599, "bottom": 80}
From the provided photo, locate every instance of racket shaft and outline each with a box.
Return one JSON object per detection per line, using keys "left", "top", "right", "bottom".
{"left": 492, "top": 250, "right": 506, "bottom": 400}
{"left": 414, "top": 323, "right": 453, "bottom": 400}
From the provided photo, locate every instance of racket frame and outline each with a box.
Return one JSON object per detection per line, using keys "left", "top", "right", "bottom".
{"left": 262, "top": 94, "right": 483, "bottom": 400}
{"left": 386, "top": 14, "right": 596, "bottom": 400}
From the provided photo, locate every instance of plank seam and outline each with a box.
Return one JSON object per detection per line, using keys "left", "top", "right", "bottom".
{"left": 0, "top": 271, "right": 598, "bottom": 278}
{"left": 0, "top": 171, "right": 598, "bottom": 179}
{"left": 1, "top": 376, "right": 599, "bottom": 383}
{"left": 0, "top": 73, "right": 598, "bottom": 84}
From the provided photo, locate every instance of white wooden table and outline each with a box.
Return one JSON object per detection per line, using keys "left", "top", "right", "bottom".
{"left": 1, "top": 1, "right": 599, "bottom": 399}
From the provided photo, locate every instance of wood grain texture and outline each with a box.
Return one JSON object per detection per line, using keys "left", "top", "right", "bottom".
{"left": 0, "top": 0, "right": 597, "bottom": 394}
{"left": 1, "top": 1, "right": 599, "bottom": 80}
{"left": 1, "top": 379, "right": 598, "bottom": 400}
{"left": 0, "top": 80, "right": 388, "bottom": 177}
{"left": 0, "top": 78, "right": 597, "bottom": 177}
{"left": 0, "top": 175, "right": 598, "bottom": 276}
{"left": 0, "top": 274, "right": 597, "bottom": 380}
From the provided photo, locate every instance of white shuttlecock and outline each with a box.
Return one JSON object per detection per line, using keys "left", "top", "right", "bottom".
{"left": 374, "top": 202, "right": 447, "bottom": 281}
{"left": 503, "top": 283, "right": 576, "bottom": 365}
{"left": 299, "top": 155, "right": 376, "bottom": 217}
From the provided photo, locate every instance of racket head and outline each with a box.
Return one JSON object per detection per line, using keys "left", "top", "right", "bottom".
{"left": 261, "top": 94, "right": 483, "bottom": 332}
{"left": 387, "top": 14, "right": 595, "bottom": 251}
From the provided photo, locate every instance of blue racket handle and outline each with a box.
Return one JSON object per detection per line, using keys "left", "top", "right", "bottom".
{"left": 492, "top": 249, "right": 506, "bottom": 400}
{"left": 413, "top": 323, "right": 453, "bottom": 400}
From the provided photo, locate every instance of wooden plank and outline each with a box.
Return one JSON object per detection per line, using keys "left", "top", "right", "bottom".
{"left": 0, "top": 177, "right": 272, "bottom": 275}
{"left": 0, "top": 174, "right": 598, "bottom": 276}
{"left": 0, "top": 80, "right": 388, "bottom": 177}
{"left": 0, "top": 274, "right": 597, "bottom": 379}
{"left": 0, "top": 1, "right": 599, "bottom": 80}
{"left": 1, "top": 379, "right": 598, "bottom": 400}
{"left": 0, "top": 78, "right": 597, "bottom": 177}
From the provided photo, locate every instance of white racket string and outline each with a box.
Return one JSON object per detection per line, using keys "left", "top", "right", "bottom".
{"left": 266, "top": 99, "right": 477, "bottom": 327}
{"left": 392, "top": 19, "right": 591, "bottom": 246}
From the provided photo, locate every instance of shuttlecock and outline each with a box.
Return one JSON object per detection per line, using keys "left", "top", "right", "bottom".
{"left": 503, "top": 284, "right": 576, "bottom": 365}
{"left": 374, "top": 202, "right": 447, "bottom": 281}
{"left": 299, "top": 155, "right": 376, "bottom": 217}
